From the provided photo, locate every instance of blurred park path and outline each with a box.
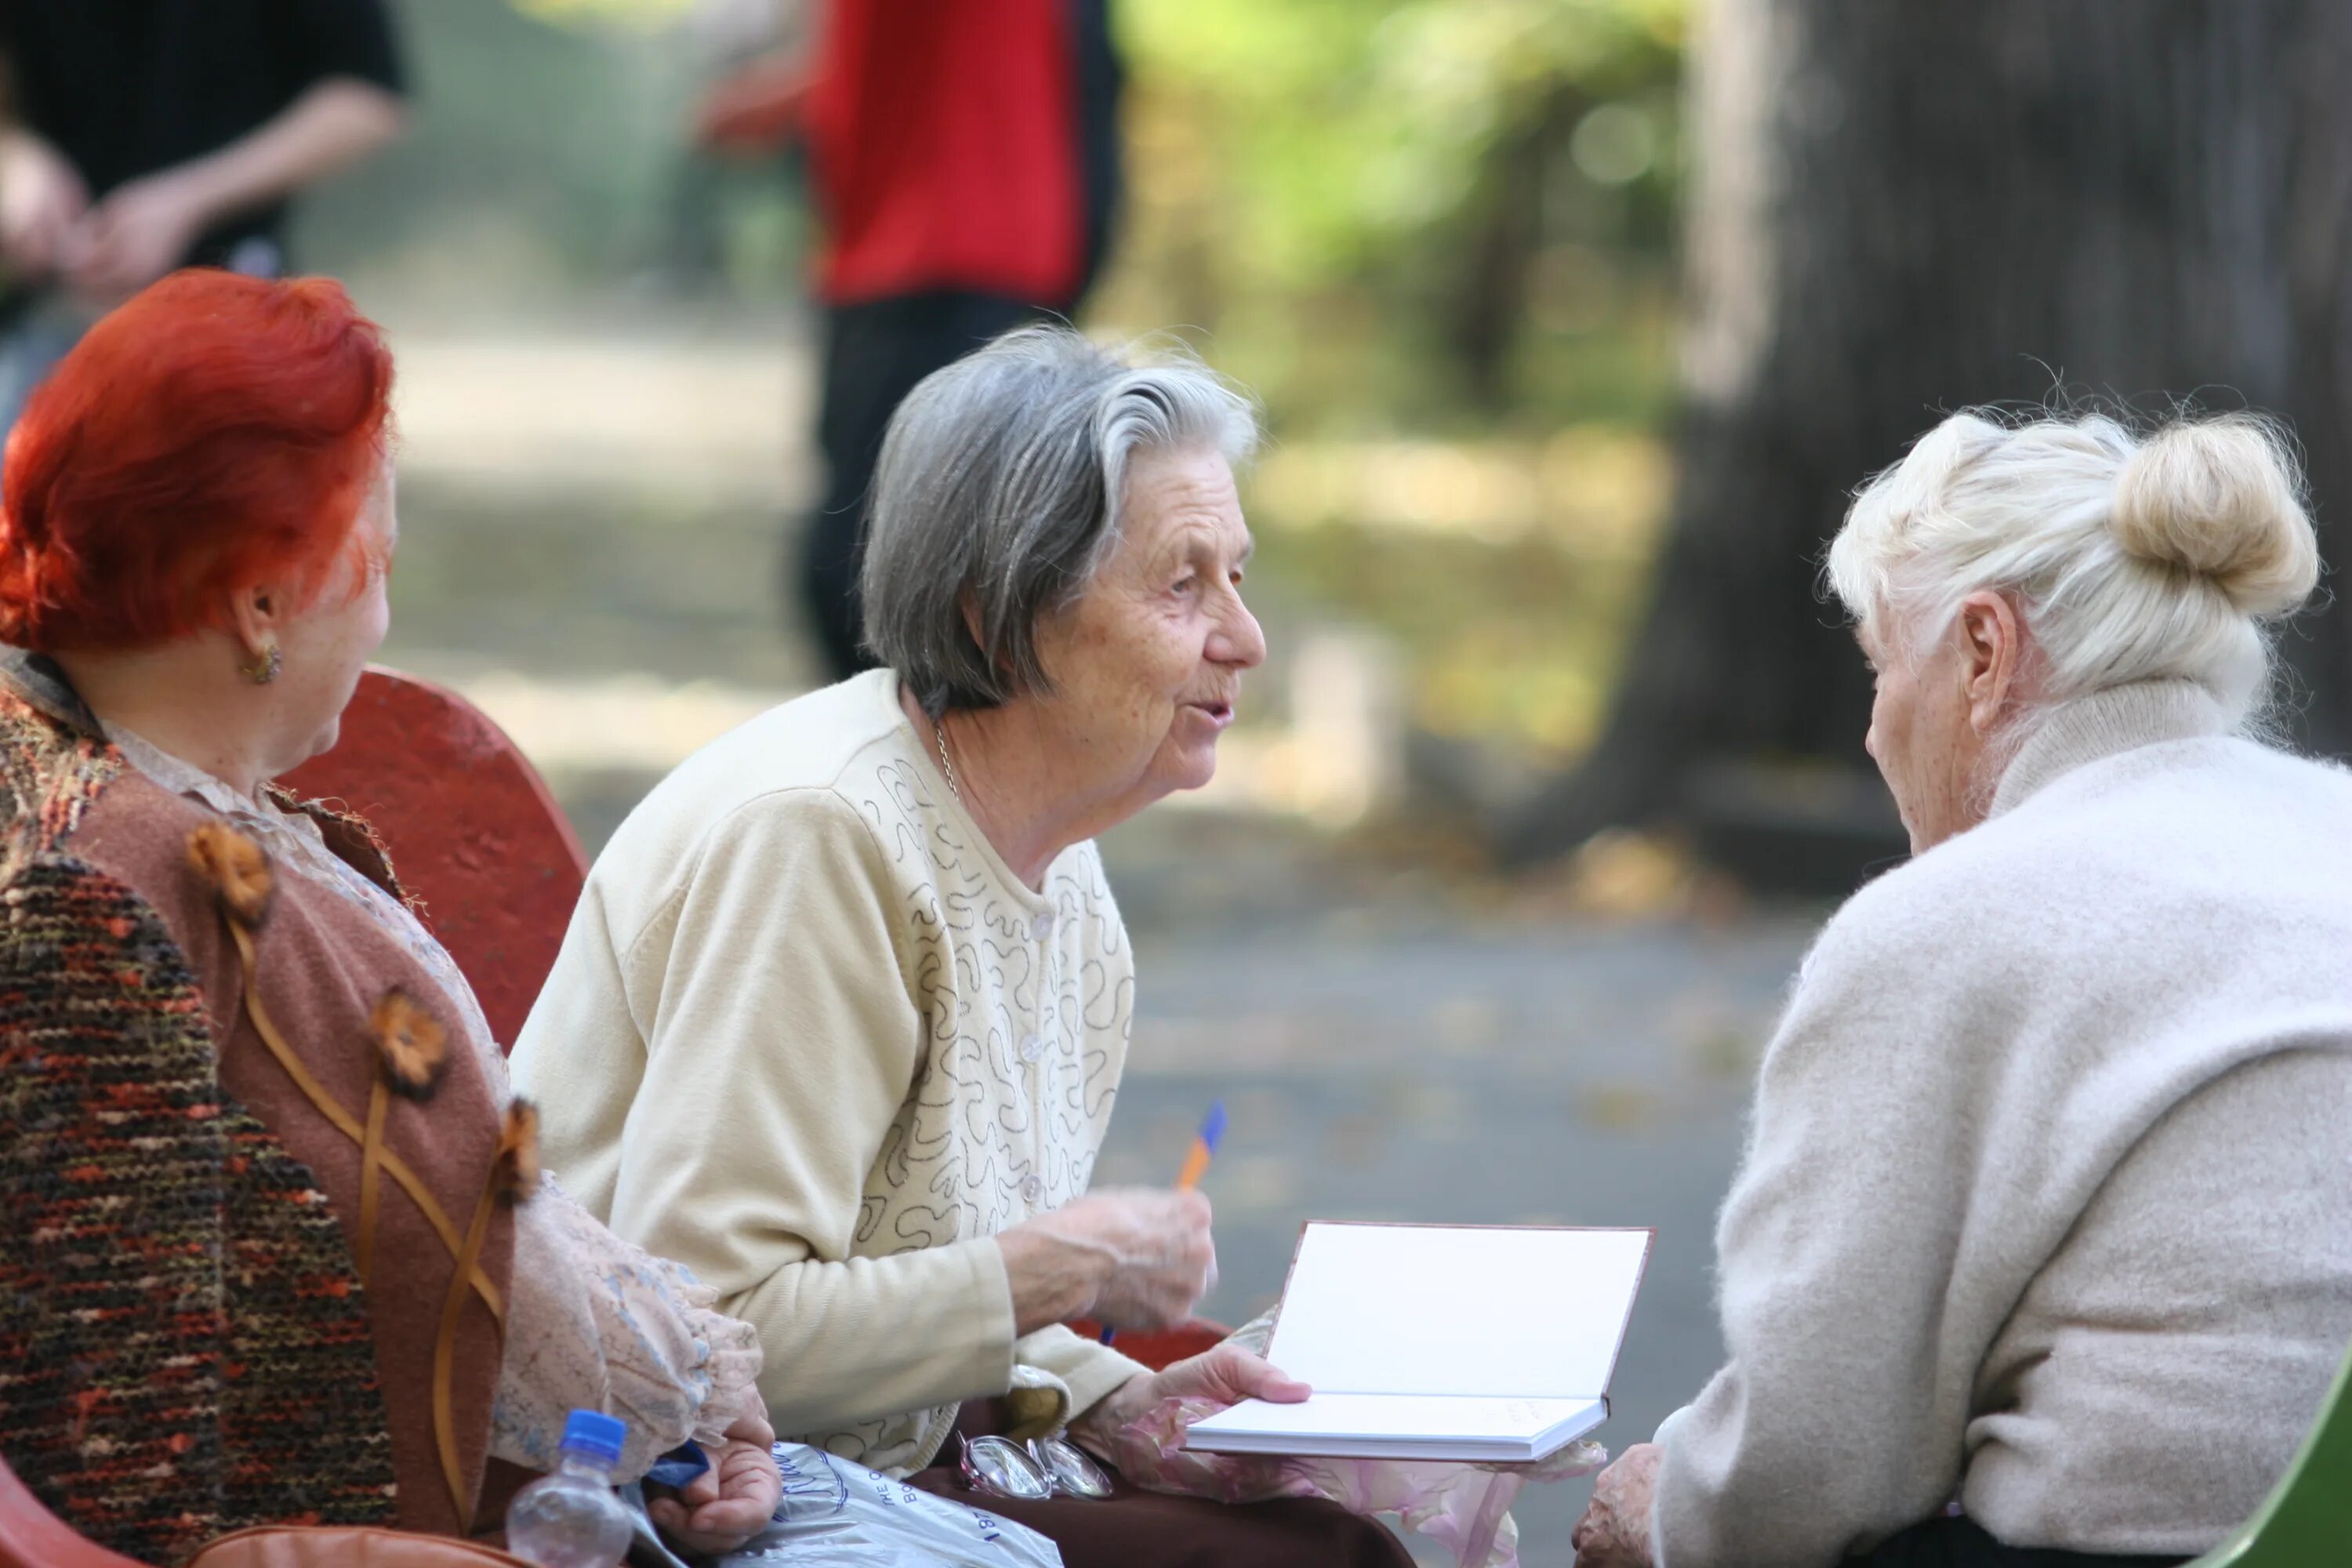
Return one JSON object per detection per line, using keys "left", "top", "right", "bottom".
{"left": 380, "top": 311, "right": 1821, "bottom": 1560}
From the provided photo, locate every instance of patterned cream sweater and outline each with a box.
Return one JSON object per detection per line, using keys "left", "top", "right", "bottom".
{"left": 513, "top": 670, "right": 1146, "bottom": 1474}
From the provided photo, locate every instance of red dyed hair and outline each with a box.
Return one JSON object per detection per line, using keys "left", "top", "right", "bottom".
{"left": 0, "top": 269, "right": 394, "bottom": 652}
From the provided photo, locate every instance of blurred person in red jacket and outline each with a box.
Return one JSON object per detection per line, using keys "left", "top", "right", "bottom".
{"left": 698, "top": 0, "right": 1123, "bottom": 681}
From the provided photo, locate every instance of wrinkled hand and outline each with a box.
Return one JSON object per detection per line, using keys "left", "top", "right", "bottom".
{"left": 644, "top": 1410, "right": 781, "bottom": 1558}
{"left": 998, "top": 1186, "right": 1215, "bottom": 1333}
{"left": 1070, "top": 1341, "right": 1310, "bottom": 1453}
{"left": 0, "top": 130, "right": 89, "bottom": 278}
{"left": 67, "top": 171, "right": 210, "bottom": 303}
{"left": 1571, "top": 1442, "right": 1661, "bottom": 1568}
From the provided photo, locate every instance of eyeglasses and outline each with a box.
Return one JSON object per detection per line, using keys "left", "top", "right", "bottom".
{"left": 956, "top": 1434, "right": 1115, "bottom": 1502}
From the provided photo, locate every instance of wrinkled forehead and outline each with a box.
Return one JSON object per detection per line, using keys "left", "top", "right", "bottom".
{"left": 1110, "top": 445, "right": 1248, "bottom": 553}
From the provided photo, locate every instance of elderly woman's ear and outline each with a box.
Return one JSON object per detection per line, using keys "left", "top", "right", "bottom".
{"left": 956, "top": 586, "right": 1021, "bottom": 691}
{"left": 1955, "top": 589, "right": 2031, "bottom": 736}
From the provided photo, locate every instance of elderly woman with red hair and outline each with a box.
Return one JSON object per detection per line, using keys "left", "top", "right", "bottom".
{"left": 0, "top": 270, "right": 779, "bottom": 1565}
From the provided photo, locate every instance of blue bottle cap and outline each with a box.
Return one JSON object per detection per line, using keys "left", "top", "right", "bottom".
{"left": 559, "top": 1409, "right": 627, "bottom": 1467}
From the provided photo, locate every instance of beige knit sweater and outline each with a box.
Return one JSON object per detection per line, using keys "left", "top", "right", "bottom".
{"left": 1651, "top": 679, "right": 2352, "bottom": 1565}
{"left": 511, "top": 670, "right": 1145, "bottom": 1475}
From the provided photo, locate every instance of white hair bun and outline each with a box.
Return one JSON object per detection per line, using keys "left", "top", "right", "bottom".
{"left": 2111, "top": 416, "right": 2321, "bottom": 617}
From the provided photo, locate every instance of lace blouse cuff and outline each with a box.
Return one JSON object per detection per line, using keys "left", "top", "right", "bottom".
{"left": 492, "top": 1178, "right": 764, "bottom": 1478}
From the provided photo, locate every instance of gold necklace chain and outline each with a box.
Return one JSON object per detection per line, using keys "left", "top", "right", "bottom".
{"left": 932, "top": 718, "right": 962, "bottom": 804}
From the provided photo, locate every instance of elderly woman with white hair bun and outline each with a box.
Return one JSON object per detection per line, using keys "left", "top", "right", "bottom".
{"left": 1572, "top": 412, "right": 2352, "bottom": 1568}
{"left": 513, "top": 327, "right": 1412, "bottom": 1567}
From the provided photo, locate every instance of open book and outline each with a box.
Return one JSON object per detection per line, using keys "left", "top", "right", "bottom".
{"left": 1182, "top": 1222, "right": 1653, "bottom": 1463}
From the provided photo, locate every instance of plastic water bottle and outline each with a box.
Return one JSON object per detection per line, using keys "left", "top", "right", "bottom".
{"left": 505, "top": 1410, "right": 635, "bottom": 1568}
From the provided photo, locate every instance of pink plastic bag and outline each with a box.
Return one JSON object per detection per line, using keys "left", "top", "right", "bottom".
{"left": 1104, "top": 1394, "right": 1607, "bottom": 1568}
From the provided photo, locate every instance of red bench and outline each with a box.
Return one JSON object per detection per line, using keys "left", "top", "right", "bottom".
{"left": 280, "top": 666, "right": 589, "bottom": 1053}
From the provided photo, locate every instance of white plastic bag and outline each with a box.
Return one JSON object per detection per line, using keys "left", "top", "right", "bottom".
{"left": 711, "top": 1443, "right": 1064, "bottom": 1567}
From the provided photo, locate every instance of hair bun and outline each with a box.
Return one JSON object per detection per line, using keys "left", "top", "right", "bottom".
{"left": 2110, "top": 416, "right": 2320, "bottom": 616}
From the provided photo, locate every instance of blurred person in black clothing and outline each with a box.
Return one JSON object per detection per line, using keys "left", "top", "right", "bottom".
{"left": 697, "top": 0, "right": 1123, "bottom": 682}
{"left": 0, "top": 0, "right": 407, "bottom": 435}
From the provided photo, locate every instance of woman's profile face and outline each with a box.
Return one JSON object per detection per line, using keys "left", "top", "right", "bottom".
{"left": 1860, "top": 616, "right": 1976, "bottom": 854}
{"left": 273, "top": 462, "right": 397, "bottom": 767}
{"left": 1029, "top": 444, "right": 1267, "bottom": 812}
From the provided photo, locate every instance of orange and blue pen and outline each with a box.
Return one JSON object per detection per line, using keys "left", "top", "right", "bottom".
{"left": 1102, "top": 1099, "right": 1225, "bottom": 1345}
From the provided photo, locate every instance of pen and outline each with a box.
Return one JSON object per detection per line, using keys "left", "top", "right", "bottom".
{"left": 1103, "top": 1099, "right": 1225, "bottom": 1345}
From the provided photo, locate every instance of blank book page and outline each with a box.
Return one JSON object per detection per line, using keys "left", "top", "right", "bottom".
{"left": 1262, "top": 1224, "right": 1651, "bottom": 1399}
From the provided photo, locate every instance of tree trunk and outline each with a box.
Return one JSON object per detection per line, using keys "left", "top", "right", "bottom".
{"left": 1503, "top": 0, "right": 2352, "bottom": 880}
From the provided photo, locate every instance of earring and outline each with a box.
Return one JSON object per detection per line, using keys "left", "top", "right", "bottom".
{"left": 243, "top": 642, "right": 282, "bottom": 685}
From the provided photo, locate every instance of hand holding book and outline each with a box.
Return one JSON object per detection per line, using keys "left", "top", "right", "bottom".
{"left": 1183, "top": 1223, "right": 1653, "bottom": 1463}
{"left": 1069, "top": 1338, "right": 1312, "bottom": 1465}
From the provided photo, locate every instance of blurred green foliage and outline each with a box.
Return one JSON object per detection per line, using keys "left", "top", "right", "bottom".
{"left": 1090, "top": 0, "right": 1690, "bottom": 755}
{"left": 1099, "top": 0, "right": 1686, "bottom": 434}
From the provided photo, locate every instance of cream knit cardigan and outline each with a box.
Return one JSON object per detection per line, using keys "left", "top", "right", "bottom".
{"left": 1652, "top": 678, "right": 2352, "bottom": 1566}
{"left": 512, "top": 670, "right": 1146, "bottom": 1475}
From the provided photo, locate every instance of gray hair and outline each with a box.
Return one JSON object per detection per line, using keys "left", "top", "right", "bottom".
{"left": 860, "top": 325, "right": 1261, "bottom": 717}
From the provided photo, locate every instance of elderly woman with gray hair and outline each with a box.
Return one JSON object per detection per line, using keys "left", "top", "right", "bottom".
{"left": 513, "top": 328, "right": 1410, "bottom": 1566}
{"left": 1571, "top": 411, "right": 2352, "bottom": 1568}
